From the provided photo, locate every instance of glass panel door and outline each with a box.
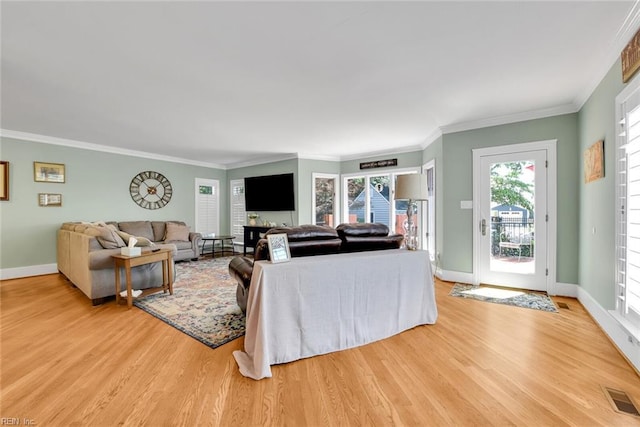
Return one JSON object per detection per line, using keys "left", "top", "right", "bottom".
{"left": 478, "top": 150, "right": 547, "bottom": 291}
{"left": 313, "top": 174, "right": 338, "bottom": 227}
{"left": 346, "top": 176, "right": 365, "bottom": 223}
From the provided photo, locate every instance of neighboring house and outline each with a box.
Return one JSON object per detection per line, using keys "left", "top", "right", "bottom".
{"left": 491, "top": 204, "right": 531, "bottom": 224}
{"left": 350, "top": 184, "right": 391, "bottom": 225}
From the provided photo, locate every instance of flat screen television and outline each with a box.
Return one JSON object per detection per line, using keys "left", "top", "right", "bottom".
{"left": 244, "top": 173, "right": 295, "bottom": 211}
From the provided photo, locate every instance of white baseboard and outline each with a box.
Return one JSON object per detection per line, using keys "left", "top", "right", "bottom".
{"left": 577, "top": 286, "right": 640, "bottom": 373}
{"left": 438, "top": 269, "right": 473, "bottom": 284}
{"left": 0, "top": 264, "right": 58, "bottom": 280}
{"left": 551, "top": 281, "right": 578, "bottom": 297}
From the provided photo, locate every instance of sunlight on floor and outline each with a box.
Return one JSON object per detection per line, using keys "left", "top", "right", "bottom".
{"left": 462, "top": 287, "right": 524, "bottom": 299}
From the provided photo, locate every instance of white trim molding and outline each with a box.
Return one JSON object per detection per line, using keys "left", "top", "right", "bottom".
{"left": 0, "top": 264, "right": 58, "bottom": 281}
{"left": 438, "top": 269, "right": 473, "bottom": 285}
{"left": 578, "top": 286, "right": 640, "bottom": 373}
{"left": 0, "top": 129, "right": 227, "bottom": 170}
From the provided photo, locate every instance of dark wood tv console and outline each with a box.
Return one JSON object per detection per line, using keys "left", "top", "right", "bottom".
{"left": 243, "top": 225, "right": 273, "bottom": 255}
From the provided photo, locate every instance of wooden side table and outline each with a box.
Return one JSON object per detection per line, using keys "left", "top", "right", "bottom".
{"left": 112, "top": 248, "right": 174, "bottom": 309}
{"left": 243, "top": 225, "right": 272, "bottom": 255}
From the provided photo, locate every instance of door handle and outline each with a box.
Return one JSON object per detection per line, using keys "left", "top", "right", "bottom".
{"left": 481, "top": 219, "right": 487, "bottom": 236}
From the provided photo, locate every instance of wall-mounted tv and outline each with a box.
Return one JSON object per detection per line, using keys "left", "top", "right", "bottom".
{"left": 244, "top": 173, "right": 295, "bottom": 211}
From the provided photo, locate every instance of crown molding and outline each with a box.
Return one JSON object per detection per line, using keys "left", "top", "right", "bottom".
{"left": 0, "top": 129, "right": 227, "bottom": 169}
{"left": 297, "top": 153, "right": 342, "bottom": 162}
{"left": 420, "top": 128, "right": 443, "bottom": 150}
{"left": 575, "top": 0, "right": 640, "bottom": 109}
{"left": 225, "top": 153, "right": 300, "bottom": 170}
{"left": 440, "top": 104, "right": 578, "bottom": 135}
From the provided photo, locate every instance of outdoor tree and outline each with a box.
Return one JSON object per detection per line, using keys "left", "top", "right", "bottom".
{"left": 491, "top": 162, "right": 533, "bottom": 213}
{"left": 315, "top": 178, "right": 335, "bottom": 223}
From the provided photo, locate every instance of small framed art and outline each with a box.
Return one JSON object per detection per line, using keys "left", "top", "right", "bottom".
{"left": 38, "top": 193, "right": 62, "bottom": 207}
{"left": 584, "top": 140, "right": 604, "bottom": 184}
{"left": 267, "top": 233, "right": 291, "bottom": 263}
{"left": 34, "top": 161, "right": 65, "bottom": 183}
{"left": 0, "top": 161, "right": 8, "bottom": 201}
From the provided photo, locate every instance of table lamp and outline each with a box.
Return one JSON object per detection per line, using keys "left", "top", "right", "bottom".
{"left": 394, "top": 174, "right": 428, "bottom": 250}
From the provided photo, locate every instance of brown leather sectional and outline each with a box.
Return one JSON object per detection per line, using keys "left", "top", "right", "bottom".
{"left": 229, "top": 223, "right": 403, "bottom": 313}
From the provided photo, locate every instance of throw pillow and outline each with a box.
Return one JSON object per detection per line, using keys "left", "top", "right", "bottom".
{"left": 95, "top": 225, "right": 126, "bottom": 249}
{"left": 114, "top": 229, "right": 153, "bottom": 246}
{"left": 164, "top": 222, "right": 190, "bottom": 241}
{"left": 132, "top": 236, "right": 153, "bottom": 246}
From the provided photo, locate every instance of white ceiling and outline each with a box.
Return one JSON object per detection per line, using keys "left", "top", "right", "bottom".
{"left": 2, "top": 1, "right": 640, "bottom": 168}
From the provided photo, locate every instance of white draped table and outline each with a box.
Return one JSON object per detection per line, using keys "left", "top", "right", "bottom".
{"left": 233, "top": 249, "right": 438, "bottom": 380}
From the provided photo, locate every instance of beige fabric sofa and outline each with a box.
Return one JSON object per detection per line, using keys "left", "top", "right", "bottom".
{"left": 57, "top": 221, "right": 202, "bottom": 305}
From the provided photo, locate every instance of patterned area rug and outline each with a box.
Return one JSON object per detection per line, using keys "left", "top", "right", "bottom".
{"left": 449, "top": 283, "right": 558, "bottom": 313}
{"left": 134, "top": 256, "right": 245, "bottom": 349}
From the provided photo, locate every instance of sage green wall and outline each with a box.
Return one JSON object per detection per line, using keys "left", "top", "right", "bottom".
{"left": 298, "top": 159, "right": 341, "bottom": 224}
{"left": 227, "top": 158, "right": 299, "bottom": 226}
{"left": 0, "top": 137, "right": 226, "bottom": 270}
{"left": 422, "top": 136, "right": 443, "bottom": 265}
{"left": 578, "top": 59, "right": 624, "bottom": 308}
{"left": 440, "top": 114, "right": 580, "bottom": 284}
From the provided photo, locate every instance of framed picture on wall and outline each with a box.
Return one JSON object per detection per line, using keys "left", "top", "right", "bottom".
{"left": 34, "top": 161, "right": 65, "bottom": 183}
{"left": 267, "top": 233, "right": 291, "bottom": 263}
{"left": 0, "top": 161, "right": 8, "bottom": 201}
{"left": 38, "top": 193, "right": 62, "bottom": 207}
{"left": 584, "top": 140, "right": 604, "bottom": 183}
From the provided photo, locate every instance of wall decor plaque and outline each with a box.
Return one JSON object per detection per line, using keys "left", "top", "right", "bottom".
{"left": 360, "top": 158, "right": 397, "bottom": 170}
{"left": 584, "top": 140, "right": 604, "bottom": 184}
{"left": 622, "top": 28, "right": 640, "bottom": 83}
{"left": 0, "top": 161, "right": 8, "bottom": 201}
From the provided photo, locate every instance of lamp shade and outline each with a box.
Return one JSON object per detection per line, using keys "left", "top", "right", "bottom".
{"left": 394, "top": 174, "right": 428, "bottom": 201}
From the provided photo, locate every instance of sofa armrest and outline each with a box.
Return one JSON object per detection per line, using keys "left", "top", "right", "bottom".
{"left": 189, "top": 232, "right": 202, "bottom": 252}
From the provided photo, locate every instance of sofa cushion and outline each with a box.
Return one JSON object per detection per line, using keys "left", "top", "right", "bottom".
{"left": 118, "top": 221, "right": 154, "bottom": 241}
{"left": 164, "top": 222, "right": 190, "bottom": 241}
{"left": 265, "top": 225, "right": 338, "bottom": 241}
{"left": 94, "top": 224, "right": 126, "bottom": 249}
{"left": 336, "top": 222, "right": 390, "bottom": 237}
{"left": 172, "top": 240, "right": 194, "bottom": 250}
{"left": 151, "top": 221, "right": 167, "bottom": 242}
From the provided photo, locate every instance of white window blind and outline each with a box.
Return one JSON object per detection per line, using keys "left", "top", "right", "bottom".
{"left": 230, "top": 179, "right": 246, "bottom": 242}
{"left": 616, "top": 81, "right": 640, "bottom": 331}
{"left": 195, "top": 179, "right": 219, "bottom": 235}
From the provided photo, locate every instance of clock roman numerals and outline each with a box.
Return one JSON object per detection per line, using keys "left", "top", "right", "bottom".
{"left": 129, "top": 171, "right": 172, "bottom": 209}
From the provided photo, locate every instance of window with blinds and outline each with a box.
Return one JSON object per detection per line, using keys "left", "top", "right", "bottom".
{"left": 230, "top": 179, "right": 246, "bottom": 242}
{"left": 616, "top": 79, "right": 640, "bottom": 333}
{"left": 195, "top": 179, "right": 219, "bottom": 235}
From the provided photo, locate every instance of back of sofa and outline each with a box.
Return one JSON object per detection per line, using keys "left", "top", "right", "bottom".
{"left": 254, "top": 225, "right": 342, "bottom": 261}
{"left": 336, "top": 223, "right": 404, "bottom": 252}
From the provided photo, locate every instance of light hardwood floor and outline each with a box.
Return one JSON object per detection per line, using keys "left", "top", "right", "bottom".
{"left": 2, "top": 271, "right": 640, "bottom": 426}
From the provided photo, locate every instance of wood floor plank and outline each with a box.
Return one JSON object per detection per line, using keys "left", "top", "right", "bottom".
{"left": 2, "top": 272, "right": 640, "bottom": 426}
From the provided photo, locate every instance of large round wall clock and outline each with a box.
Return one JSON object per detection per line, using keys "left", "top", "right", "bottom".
{"left": 129, "top": 171, "right": 173, "bottom": 209}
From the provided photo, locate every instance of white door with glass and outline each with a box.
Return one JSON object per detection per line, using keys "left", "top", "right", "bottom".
{"left": 312, "top": 173, "right": 339, "bottom": 227}
{"left": 474, "top": 144, "right": 553, "bottom": 292}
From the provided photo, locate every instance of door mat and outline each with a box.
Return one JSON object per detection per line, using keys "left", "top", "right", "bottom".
{"left": 449, "top": 283, "right": 558, "bottom": 313}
